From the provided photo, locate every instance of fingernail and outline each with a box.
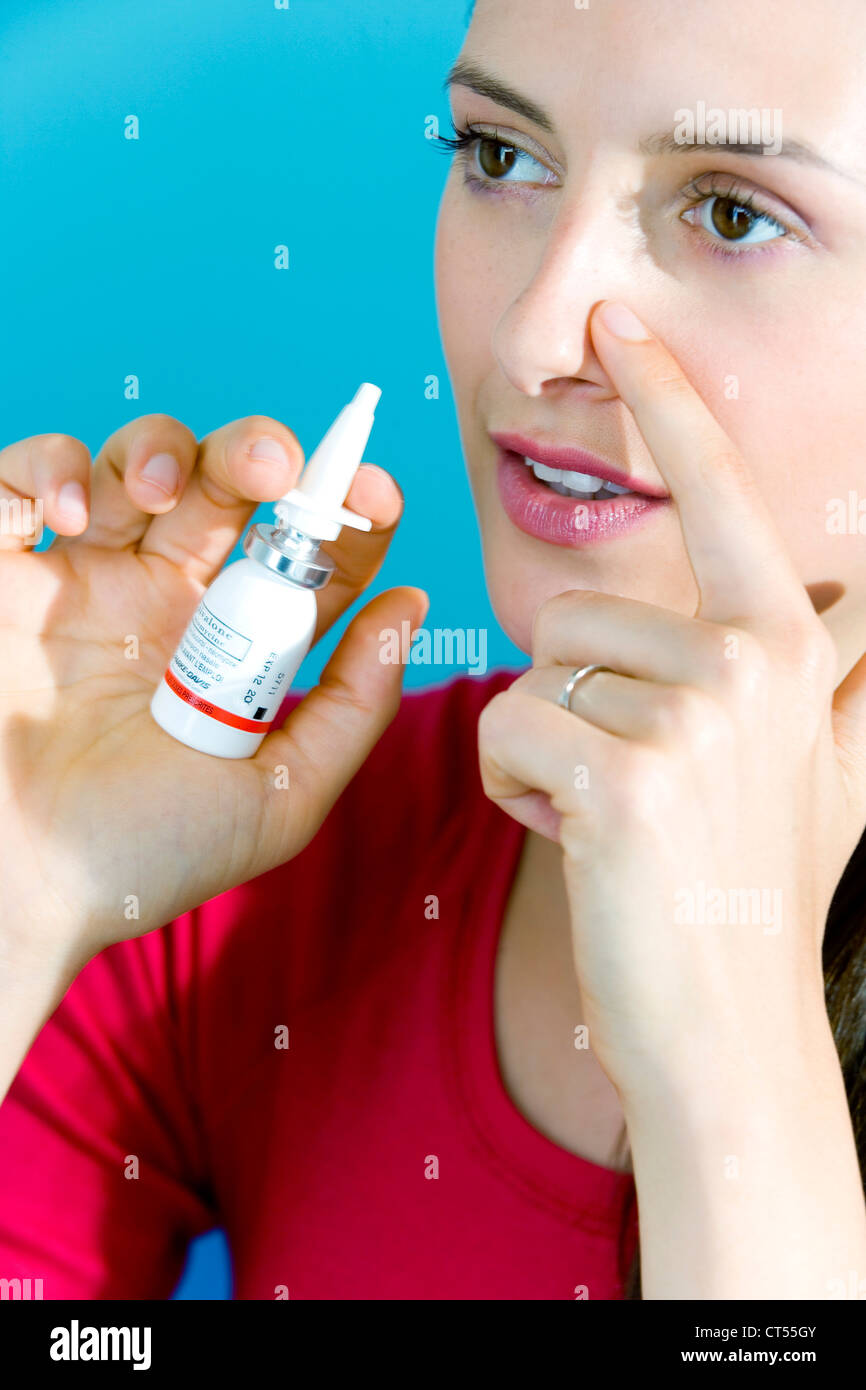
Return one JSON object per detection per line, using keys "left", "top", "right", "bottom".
{"left": 597, "top": 302, "right": 652, "bottom": 341}
{"left": 139, "top": 452, "right": 180, "bottom": 496}
{"left": 248, "top": 437, "right": 290, "bottom": 466}
{"left": 55, "top": 480, "right": 87, "bottom": 524}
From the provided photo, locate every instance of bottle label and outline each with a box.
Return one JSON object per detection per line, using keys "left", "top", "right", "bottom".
{"left": 164, "top": 599, "right": 298, "bottom": 733}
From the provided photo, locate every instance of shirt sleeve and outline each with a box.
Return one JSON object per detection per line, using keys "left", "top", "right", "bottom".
{"left": 0, "top": 916, "right": 219, "bottom": 1299}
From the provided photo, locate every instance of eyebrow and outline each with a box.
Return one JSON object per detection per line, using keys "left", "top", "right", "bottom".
{"left": 640, "top": 129, "right": 847, "bottom": 178}
{"left": 444, "top": 58, "right": 554, "bottom": 133}
{"left": 444, "top": 57, "right": 859, "bottom": 183}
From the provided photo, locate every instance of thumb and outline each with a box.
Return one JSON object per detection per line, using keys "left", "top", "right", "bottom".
{"left": 254, "top": 584, "right": 429, "bottom": 861}
{"left": 832, "top": 646, "right": 866, "bottom": 796}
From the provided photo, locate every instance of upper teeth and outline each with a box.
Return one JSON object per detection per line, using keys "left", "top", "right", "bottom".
{"left": 524, "top": 457, "right": 632, "bottom": 497}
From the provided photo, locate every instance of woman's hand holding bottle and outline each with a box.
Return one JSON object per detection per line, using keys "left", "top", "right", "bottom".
{"left": 0, "top": 413, "right": 425, "bottom": 990}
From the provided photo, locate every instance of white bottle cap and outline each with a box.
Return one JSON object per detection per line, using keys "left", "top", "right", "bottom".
{"left": 274, "top": 383, "right": 381, "bottom": 543}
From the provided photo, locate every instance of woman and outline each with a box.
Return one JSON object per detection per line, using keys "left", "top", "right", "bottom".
{"left": 1, "top": 0, "right": 865, "bottom": 1300}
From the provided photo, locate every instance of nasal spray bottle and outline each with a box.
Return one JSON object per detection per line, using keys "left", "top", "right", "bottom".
{"left": 150, "top": 383, "right": 380, "bottom": 758}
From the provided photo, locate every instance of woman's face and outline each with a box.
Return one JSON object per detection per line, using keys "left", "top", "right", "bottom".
{"left": 434, "top": 0, "right": 866, "bottom": 671}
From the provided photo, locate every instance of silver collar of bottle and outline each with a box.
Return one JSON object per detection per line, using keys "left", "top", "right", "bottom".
{"left": 243, "top": 522, "right": 336, "bottom": 590}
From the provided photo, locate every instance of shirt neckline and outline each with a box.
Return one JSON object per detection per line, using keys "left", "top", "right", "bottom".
{"left": 446, "top": 793, "right": 636, "bottom": 1237}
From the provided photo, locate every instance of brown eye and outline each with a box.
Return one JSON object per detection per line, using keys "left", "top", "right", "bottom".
{"left": 710, "top": 196, "right": 754, "bottom": 240}
{"left": 477, "top": 139, "right": 518, "bottom": 179}
{"left": 681, "top": 192, "right": 787, "bottom": 249}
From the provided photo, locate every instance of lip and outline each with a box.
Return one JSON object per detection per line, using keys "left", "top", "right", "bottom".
{"left": 495, "top": 447, "right": 671, "bottom": 548}
{"left": 489, "top": 431, "right": 669, "bottom": 500}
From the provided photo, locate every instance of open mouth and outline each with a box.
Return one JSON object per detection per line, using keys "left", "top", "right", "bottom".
{"left": 519, "top": 455, "right": 635, "bottom": 501}
{"left": 494, "top": 445, "right": 670, "bottom": 547}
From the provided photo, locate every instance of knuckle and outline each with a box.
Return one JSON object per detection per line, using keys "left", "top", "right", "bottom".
{"left": 530, "top": 600, "right": 554, "bottom": 654}
{"left": 478, "top": 748, "right": 504, "bottom": 800}
{"left": 696, "top": 443, "right": 755, "bottom": 494}
{"left": 641, "top": 363, "right": 694, "bottom": 401}
{"left": 504, "top": 668, "right": 535, "bottom": 699}
{"left": 477, "top": 690, "right": 510, "bottom": 744}
{"left": 650, "top": 685, "right": 718, "bottom": 743}
{"left": 783, "top": 619, "right": 837, "bottom": 687}
{"left": 134, "top": 412, "right": 186, "bottom": 434}
{"left": 612, "top": 745, "right": 677, "bottom": 823}
{"left": 715, "top": 629, "right": 770, "bottom": 699}
{"left": 30, "top": 433, "right": 88, "bottom": 467}
{"left": 130, "top": 414, "right": 198, "bottom": 460}
{"left": 234, "top": 416, "right": 300, "bottom": 450}
{"left": 531, "top": 586, "right": 593, "bottom": 654}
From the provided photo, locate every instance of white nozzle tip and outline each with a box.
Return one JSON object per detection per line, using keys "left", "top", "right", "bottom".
{"left": 353, "top": 382, "right": 381, "bottom": 412}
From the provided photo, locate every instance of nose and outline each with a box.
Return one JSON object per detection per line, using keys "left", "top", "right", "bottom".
{"left": 491, "top": 190, "right": 643, "bottom": 399}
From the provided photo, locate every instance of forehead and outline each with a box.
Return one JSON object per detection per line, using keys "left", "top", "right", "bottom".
{"left": 462, "top": 0, "right": 866, "bottom": 164}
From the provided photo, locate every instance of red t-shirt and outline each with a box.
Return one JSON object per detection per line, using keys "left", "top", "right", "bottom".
{"left": 0, "top": 669, "right": 638, "bottom": 1300}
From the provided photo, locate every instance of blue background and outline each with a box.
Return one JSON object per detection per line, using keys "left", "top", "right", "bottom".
{"left": 0, "top": 0, "right": 521, "bottom": 1297}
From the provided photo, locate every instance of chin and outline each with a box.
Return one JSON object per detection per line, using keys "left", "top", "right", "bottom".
{"left": 480, "top": 525, "right": 699, "bottom": 657}
{"left": 483, "top": 564, "right": 558, "bottom": 655}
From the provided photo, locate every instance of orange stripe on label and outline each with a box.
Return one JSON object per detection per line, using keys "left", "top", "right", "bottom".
{"left": 164, "top": 667, "right": 273, "bottom": 734}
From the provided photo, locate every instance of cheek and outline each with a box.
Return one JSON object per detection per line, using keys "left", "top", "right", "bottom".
{"left": 666, "top": 313, "right": 866, "bottom": 563}
{"left": 434, "top": 186, "right": 503, "bottom": 399}
{"left": 632, "top": 309, "right": 866, "bottom": 635}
